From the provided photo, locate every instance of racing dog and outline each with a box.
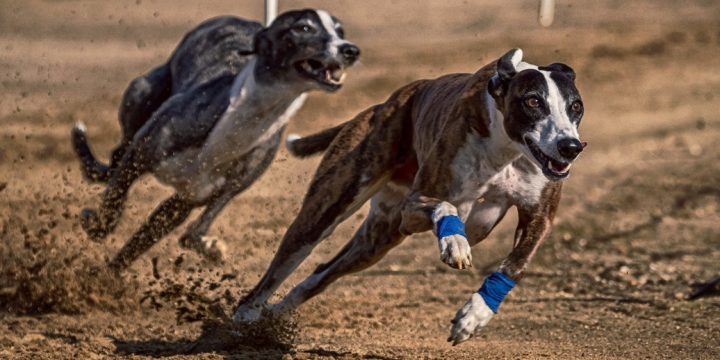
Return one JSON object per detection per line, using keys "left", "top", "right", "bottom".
{"left": 71, "top": 9, "right": 360, "bottom": 270}
{"left": 233, "top": 48, "right": 586, "bottom": 345}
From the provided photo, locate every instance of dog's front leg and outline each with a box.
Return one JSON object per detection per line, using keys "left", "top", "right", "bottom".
{"left": 400, "top": 192, "right": 472, "bottom": 270}
{"left": 448, "top": 182, "right": 562, "bottom": 345}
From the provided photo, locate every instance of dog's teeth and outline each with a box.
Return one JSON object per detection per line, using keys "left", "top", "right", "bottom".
{"left": 330, "top": 68, "right": 344, "bottom": 82}
{"left": 301, "top": 61, "right": 313, "bottom": 73}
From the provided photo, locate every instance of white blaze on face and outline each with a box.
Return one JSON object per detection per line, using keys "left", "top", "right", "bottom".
{"left": 535, "top": 71, "right": 579, "bottom": 158}
{"left": 315, "top": 9, "right": 347, "bottom": 56}
{"left": 506, "top": 51, "right": 578, "bottom": 160}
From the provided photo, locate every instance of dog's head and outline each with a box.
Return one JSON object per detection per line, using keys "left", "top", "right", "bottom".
{"left": 253, "top": 9, "right": 360, "bottom": 91}
{"left": 488, "top": 48, "right": 585, "bottom": 181}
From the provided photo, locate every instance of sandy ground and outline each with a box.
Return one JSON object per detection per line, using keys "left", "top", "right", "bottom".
{"left": 1, "top": 0, "right": 719, "bottom": 358}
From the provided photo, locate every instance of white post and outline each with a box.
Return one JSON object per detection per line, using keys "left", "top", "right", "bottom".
{"left": 265, "top": 0, "right": 278, "bottom": 26}
{"left": 538, "top": 0, "right": 555, "bottom": 27}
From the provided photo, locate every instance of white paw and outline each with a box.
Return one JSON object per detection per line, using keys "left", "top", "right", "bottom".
{"left": 448, "top": 293, "right": 494, "bottom": 346}
{"left": 438, "top": 234, "right": 472, "bottom": 269}
{"left": 199, "top": 236, "right": 227, "bottom": 263}
{"left": 233, "top": 303, "right": 263, "bottom": 323}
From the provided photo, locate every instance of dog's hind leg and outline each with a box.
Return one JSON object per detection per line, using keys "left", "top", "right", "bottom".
{"left": 80, "top": 149, "right": 149, "bottom": 241}
{"left": 111, "top": 64, "right": 173, "bottom": 170}
{"left": 71, "top": 64, "right": 172, "bottom": 183}
{"left": 271, "top": 186, "right": 406, "bottom": 316}
{"left": 233, "top": 97, "right": 416, "bottom": 322}
{"left": 107, "top": 193, "right": 194, "bottom": 272}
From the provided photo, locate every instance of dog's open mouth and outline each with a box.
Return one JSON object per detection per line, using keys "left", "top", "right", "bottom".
{"left": 524, "top": 137, "right": 572, "bottom": 180}
{"left": 294, "top": 59, "right": 346, "bottom": 89}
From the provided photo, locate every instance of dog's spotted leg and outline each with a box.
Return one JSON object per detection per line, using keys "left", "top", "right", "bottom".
{"left": 177, "top": 186, "right": 249, "bottom": 264}
{"left": 179, "top": 136, "right": 281, "bottom": 263}
{"left": 177, "top": 193, "right": 233, "bottom": 264}
{"left": 107, "top": 193, "right": 194, "bottom": 271}
{"left": 270, "top": 186, "right": 406, "bottom": 316}
{"left": 80, "top": 149, "right": 148, "bottom": 241}
{"left": 448, "top": 182, "right": 561, "bottom": 345}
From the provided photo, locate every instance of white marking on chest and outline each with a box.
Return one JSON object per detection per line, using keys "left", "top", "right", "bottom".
{"left": 199, "top": 58, "right": 305, "bottom": 169}
{"left": 448, "top": 89, "right": 550, "bottom": 212}
{"left": 488, "top": 160, "right": 547, "bottom": 206}
{"left": 449, "top": 131, "right": 522, "bottom": 217}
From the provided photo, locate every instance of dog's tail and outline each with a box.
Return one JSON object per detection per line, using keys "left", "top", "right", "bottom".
{"left": 71, "top": 122, "right": 111, "bottom": 182}
{"left": 285, "top": 122, "right": 347, "bottom": 158}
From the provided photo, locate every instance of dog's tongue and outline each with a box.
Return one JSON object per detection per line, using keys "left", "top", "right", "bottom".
{"left": 548, "top": 159, "right": 570, "bottom": 173}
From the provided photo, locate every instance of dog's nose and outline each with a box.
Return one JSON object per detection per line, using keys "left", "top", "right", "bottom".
{"left": 340, "top": 44, "right": 360, "bottom": 62}
{"left": 557, "top": 138, "right": 584, "bottom": 160}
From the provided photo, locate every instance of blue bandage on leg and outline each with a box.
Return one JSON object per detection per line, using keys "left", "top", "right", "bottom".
{"left": 478, "top": 272, "right": 516, "bottom": 313}
{"left": 436, "top": 215, "right": 466, "bottom": 238}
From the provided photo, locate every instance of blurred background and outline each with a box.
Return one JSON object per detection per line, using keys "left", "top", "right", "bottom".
{"left": 1, "top": 0, "right": 718, "bottom": 358}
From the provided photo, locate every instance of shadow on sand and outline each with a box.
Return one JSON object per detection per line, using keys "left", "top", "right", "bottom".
{"left": 112, "top": 316, "right": 296, "bottom": 359}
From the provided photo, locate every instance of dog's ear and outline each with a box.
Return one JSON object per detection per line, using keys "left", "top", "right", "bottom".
{"left": 489, "top": 48, "right": 523, "bottom": 97}
{"left": 541, "top": 63, "right": 576, "bottom": 81}
{"left": 253, "top": 28, "right": 272, "bottom": 56}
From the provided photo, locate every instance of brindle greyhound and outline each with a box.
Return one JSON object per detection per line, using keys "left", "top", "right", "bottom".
{"left": 233, "top": 48, "right": 586, "bottom": 345}
{"left": 71, "top": 9, "right": 359, "bottom": 270}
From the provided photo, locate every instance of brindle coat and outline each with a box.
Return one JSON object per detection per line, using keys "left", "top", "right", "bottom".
{"left": 234, "top": 48, "right": 583, "bottom": 346}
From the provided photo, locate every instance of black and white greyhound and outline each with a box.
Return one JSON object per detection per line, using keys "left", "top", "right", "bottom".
{"left": 71, "top": 9, "right": 360, "bottom": 270}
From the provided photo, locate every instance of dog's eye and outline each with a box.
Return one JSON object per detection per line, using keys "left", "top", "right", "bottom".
{"left": 571, "top": 101, "right": 583, "bottom": 113}
{"left": 525, "top": 97, "right": 540, "bottom": 108}
{"left": 292, "top": 25, "right": 316, "bottom": 34}
{"left": 336, "top": 26, "right": 345, "bottom": 39}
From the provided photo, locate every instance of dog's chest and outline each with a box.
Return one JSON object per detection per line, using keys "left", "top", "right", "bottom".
{"left": 155, "top": 66, "right": 305, "bottom": 201}
{"left": 449, "top": 135, "right": 547, "bottom": 206}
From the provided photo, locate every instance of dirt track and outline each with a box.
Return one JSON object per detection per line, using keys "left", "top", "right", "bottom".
{"left": 1, "top": 0, "right": 719, "bottom": 358}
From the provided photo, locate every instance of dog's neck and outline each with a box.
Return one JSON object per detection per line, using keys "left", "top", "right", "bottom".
{"left": 478, "top": 88, "right": 522, "bottom": 170}
{"left": 228, "top": 57, "right": 305, "bottom": 111}
{"left": 190, "top": 57, "right": 307, "bottom": 178}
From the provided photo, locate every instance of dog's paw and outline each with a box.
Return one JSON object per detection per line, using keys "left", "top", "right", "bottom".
{"left": 447, "top": 293, "right": 494, "bottom": 346}
{"left": 199, "top": 236, "right": 227, "bottom": 263}
{"left": 438, "top": 234, "right": 472, "bottom": 269}
{"left": 80, "top": 208, "right": 107, "bottom": 242}
{"left": 179, "top": 235, "right": 227, "bottom": 263}
{"left": 233, "top": 303, "right": 264, "bottom": 323}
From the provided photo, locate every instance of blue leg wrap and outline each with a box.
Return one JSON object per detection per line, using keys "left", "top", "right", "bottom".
{"left": 478, "top": 272, "right": 516, "bottom": 313}
{"left": 436, "top": 215, "right": 466, "bottom": 238}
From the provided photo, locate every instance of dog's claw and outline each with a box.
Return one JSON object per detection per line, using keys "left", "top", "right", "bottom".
{"left": 80, "top": 208, "right": 107, "bottom": 242}
{"left": 448, "top": 293, "right": 494, "bottom": 346}
{"left": 438, "top": 234, "right": 472, "bottom": 269}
